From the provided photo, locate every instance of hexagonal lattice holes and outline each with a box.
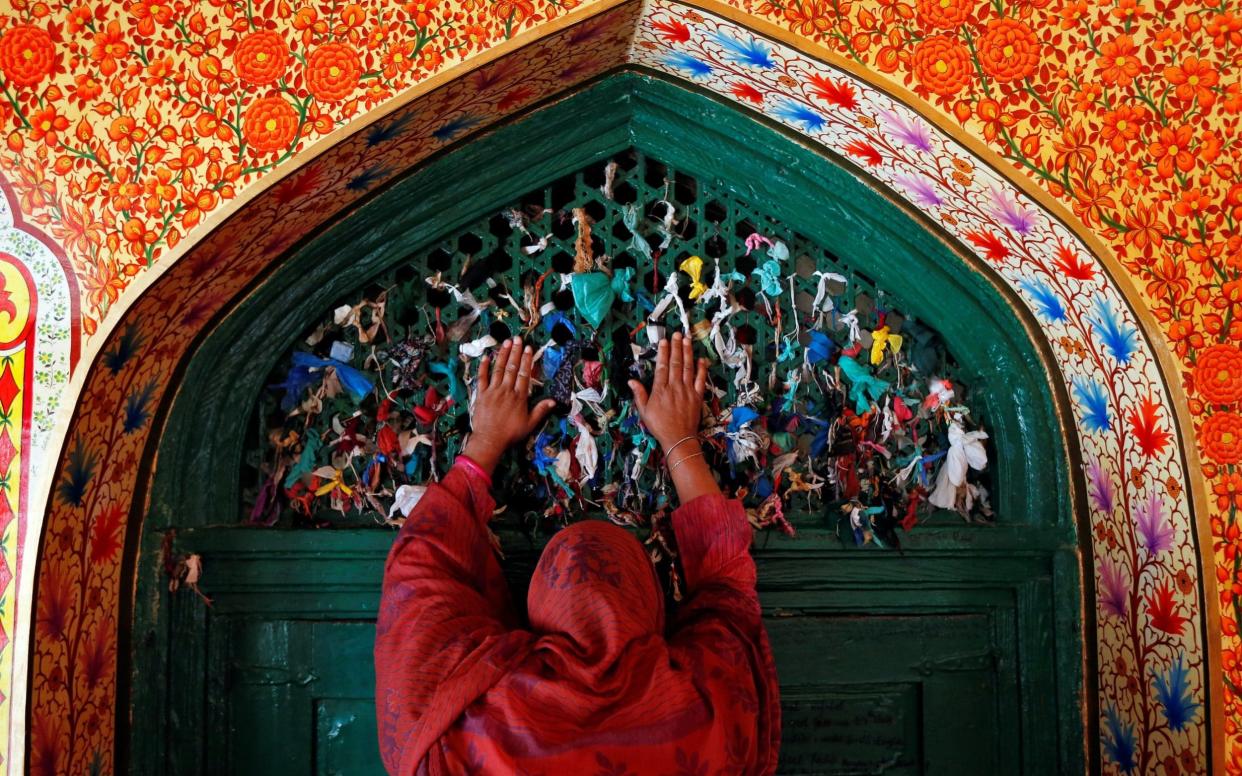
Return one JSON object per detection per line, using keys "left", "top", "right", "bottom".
{"left": 244, "top": 149, "right": 990, "bottom": 545}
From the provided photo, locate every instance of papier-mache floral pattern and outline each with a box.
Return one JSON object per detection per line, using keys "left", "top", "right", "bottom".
{"left": 0, "top": 0, "right": 1236, "bottom": 772}
{"left": 633, "top": 4, "right": 1209, "bottom": 771}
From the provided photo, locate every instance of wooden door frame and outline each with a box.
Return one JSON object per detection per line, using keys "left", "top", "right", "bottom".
{"left": 126, "top": 71, "right": 1088, "bottom": 773}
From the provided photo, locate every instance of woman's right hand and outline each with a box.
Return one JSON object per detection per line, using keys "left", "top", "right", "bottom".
{"left": 628, "top": 332, "right": 708, "bottom": 452}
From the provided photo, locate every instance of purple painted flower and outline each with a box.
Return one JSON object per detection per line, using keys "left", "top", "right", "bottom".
{"left": 879, "top": 109, "right": 932, "bottom": 152}
{"left": 1087, "top": 458, "right": 1114, "bottom": 515}
{"left": 1099, "top": 557, "right": 1129, "bottom": 621}
{"left": 895, "top": 173, "right": 942, "bottom": 207}
{"left": 988, "top": 186, "right": 1037, "bottom": 234}
{"left": 1134, "top": 491, "right": 1174, "bottom": 556}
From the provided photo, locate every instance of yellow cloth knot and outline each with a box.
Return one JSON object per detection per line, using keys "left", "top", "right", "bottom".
{"left": 314, "top": 468, "right": 354, "bottom": 497}
{"left": 679, "top": 255, "right": 707, "bottom": 300}
{"left": 870, "top": 325, "right": 903, "bottom": 365}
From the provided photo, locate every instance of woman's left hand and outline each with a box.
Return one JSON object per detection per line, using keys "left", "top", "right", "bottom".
{"left": 460, "top": 336, "right": 557, "bottom": 475}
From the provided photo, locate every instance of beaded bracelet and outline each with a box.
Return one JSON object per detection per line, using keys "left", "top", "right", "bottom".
{"left": 669, "top": 451, "right": 704, "bottom": 472}
{"left": 664, "top": 434, "right": 700, "bottom": 460}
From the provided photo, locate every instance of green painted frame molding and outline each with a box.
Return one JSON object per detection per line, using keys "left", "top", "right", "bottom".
{"left": 128, "top": 72, "right": 1088, "bottom": 773}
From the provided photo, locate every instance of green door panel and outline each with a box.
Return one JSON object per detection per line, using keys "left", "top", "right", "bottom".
{"left": 129, "top": 72, "right": 1087, "bottom": 775}
{"left": 207, "top": 610, "right": 1020, "bottom": 775}
{"left": 138, "top": 530, "right": 1075, "bottom": 775}
{"left": 219, "top": 620, "right": 377, "bottom": 775}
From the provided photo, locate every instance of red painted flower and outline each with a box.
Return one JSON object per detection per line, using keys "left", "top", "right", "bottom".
{"left": 977, "top": 19, "right": 1039, "bottom": 82}
{"left": 915, "top": 0, "right": 971, "bottom": 30}
{"left": 243, "top": 96, "right": 298, "bottom": 154}
{"left": 233, "top": 30, "right": 289, "bottom": 86}
{"left": 1203, "top": 412, "right": 1242, "bottom": 463}
{"left": 0, "top": 24, "right": 56, "bottom": 87}
{"left": 912, "top": 36, "right": 972, "bottom": 96}
{"left": 306, "top": 43, "right": 361, "bottom": 102}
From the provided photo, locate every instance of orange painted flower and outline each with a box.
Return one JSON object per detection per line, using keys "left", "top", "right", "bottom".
{"left": 1196, "top": 345, "right": 1242, "bottom": 404}
{"left": 912, "top": 36, "right": 971, "bottom": 96}
{"left": 1100, "top": 105, "right": 1146, "bottom": 153}
{"left": 1111, "top": 0, "right": 1146, "bottom": 22}
{"left": 915, "top": 0, "right": 971, "bottom": 29}
{"left": 0, "top": 24, "right": 56, "bottom": 87}
{"left": 1207, "top": 12, "right": 1242, "bottom": 48}
{"left": 306, "top": 43, "right": 361, "bottom": 102}
{"left": 1122, "top": 201, "right": 1164, "bottom": 252}
{"left": 1097, "top": 35, "right": 1141, "bottom": 87}
{"left": 1203, "top": 412, "right": 1242, "bottom": 463}
{"left": 1052, "top": 125, "right": 1096, "bottom": 172}
{"left": 382, "top": 41, "right": 415, "bottom": 78}
{"left": 977, "top": 19, "right": 1039, "bottom": 83}
{"left": 406, "top": 0, "right": 439, "bottom": 28}
{"left": 495, "top": 0, "right": 536, "bottom": 24}
{"left": 90, "top": 20, "right": 129, "bottom": 76}
{"left": 130, "top": 1, "right": 176, "bottom": 37}
{"left": 1165, "top": 57, "right": 1219, "bottom": 108}
{"left": 783, "top": 0, "right": 832, "bottom": 35}
{"left": 242, "top": 96, "right": 298, "bottom": 154}
{"left": 1147, "top": 124, "right": 1196, "bottom": 178}
{"left": 28, "top": 107, "right": 68, "bottom": 147}
{"left": 233, "top": 30, "right": 289, "bottom": 86}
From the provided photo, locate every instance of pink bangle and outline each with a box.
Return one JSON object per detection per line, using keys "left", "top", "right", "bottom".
{"left": 455, "top": 454, "right": 493, "bottom": 486}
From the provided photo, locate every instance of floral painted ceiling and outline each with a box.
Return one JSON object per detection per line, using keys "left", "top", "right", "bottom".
{"left": 1, "top": 0, "right": 1238, "bottom": 772}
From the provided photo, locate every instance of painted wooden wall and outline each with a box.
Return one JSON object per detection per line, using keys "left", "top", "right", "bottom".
{"left": 0, "top": 0, "right": 1232, "bottom": 772}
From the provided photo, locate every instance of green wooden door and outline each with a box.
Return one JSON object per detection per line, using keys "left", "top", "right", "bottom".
{"left": 129, "top": 74, "right": 1086, "bottom": 775}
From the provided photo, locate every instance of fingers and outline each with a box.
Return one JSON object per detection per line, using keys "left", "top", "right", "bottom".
{"left": 628, "top": 379, "right": 649, "bottom": 414}
{"left": 478, "top": 353, "right": 491, "bottom": 391}
{"left": 653, "top": 338, "right": 669, "bottom": 388}
{"left": 694, "top": 357, "right": 708, "bottom": 395}
{"left": 524, "top": 398, "right": 557, "bottom": 436}
{"left": 515, "top": 344, "right": 534, "bottom": 395}
{"left": 668, "top": 332, "right": 683, "bottom": 379}
{"left": 497, "top": 336, "right": 520, "bottom": 390}
{"left": 681, "top": 334, "right": 694, "bottom": 384}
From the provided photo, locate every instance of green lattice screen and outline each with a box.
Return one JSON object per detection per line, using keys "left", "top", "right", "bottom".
{"left": 241, "top": 149, "right": 988, "bottom": 536}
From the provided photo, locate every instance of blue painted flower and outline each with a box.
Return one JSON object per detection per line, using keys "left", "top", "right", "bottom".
{"left": 713, "top": 32, "right": 775, "bottom": 68}
{"left": 1152, "top": 653, "right": 1200, "bottom": 732}
{"left": 1089, "top": 298, "right": 1137, "bottom": 365}
{"left": 1019, "top": 279, "right": 1066, "bottom": 322}
{"left": 123, "top": 379, "right": 157, "bottom": 434}
{"left": 1103, "top": 705, "right": 1137, "bottom": 774}
{"left": 366, "top": 113, "right": 415, "bottom": 147}
{"left": 103, "top": 323, "right": 145, "bottom": 373}
{"left": 57, "top": 437, "right": 97, "bottom": 507}
{"left": 773, "top": 100, "right": 825, "bottom": 131}
{"left": 433, "top": 114, "right": 481, "bottom": 142}
{"left": 663, "top": 51, "right": 712, "bottom": 78}
{"left": 1073, "top": 378, "right": 1110, "bottom": 432}
{"left": 346, "top": 165, "right": 391, "bottom": 192}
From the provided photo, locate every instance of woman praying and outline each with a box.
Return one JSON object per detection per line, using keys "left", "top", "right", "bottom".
{"left": 374, "top": 332, "right": 781, "bottom": 775}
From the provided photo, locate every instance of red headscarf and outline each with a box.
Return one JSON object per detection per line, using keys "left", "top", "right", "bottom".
{"left": 375, "top": 463, "right": 780, "bottom": 774}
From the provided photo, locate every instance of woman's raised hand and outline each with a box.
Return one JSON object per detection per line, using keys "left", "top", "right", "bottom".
{"left": 628, "top": 332, "right": 709, "bottom": 452}
{"left": 461, "top": 336, "right": 557, "bottom": 475}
